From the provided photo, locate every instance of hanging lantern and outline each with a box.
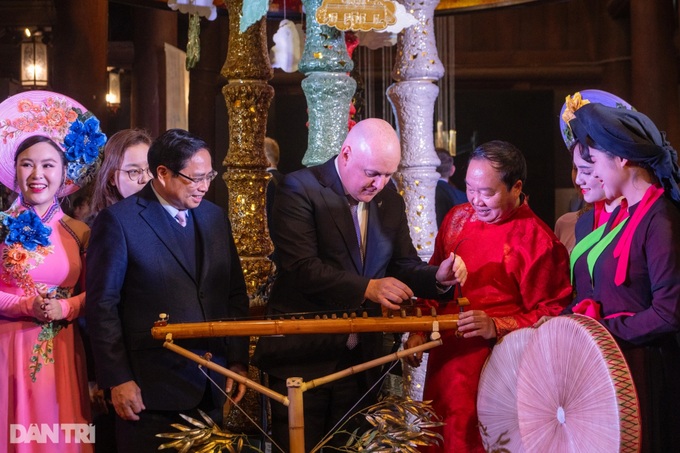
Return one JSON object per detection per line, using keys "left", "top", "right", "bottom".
{"left": 106, "top": 69, "right": 121, "bottom": 112}
{"left": 21, "top": 30, "right": 48, "bottom": 88}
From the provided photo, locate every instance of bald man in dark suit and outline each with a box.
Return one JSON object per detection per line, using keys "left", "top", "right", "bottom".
{"left": 254, "top": 119, "right": 467, "bottom": 451}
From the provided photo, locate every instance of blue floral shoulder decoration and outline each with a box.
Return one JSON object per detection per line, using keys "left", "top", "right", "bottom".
{"left": 0, "top": 206, "right": 58, "bottom": 382}
{"left": 0, "top": 209, "right": 53, "bottom": 294}
{"left": 3, "top": 210, "right": 52, "bottom": 251}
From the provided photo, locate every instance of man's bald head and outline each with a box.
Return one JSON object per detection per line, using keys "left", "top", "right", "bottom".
{"left": 337, "top": 119, "right": 401, "bottom": 202}
{"left": 344, "top": 118, "right": 401, "bottom": 160}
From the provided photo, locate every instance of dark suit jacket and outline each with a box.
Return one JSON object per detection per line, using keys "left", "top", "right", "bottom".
{"left": 266, "top": 168, "right": 285, "bottom": 237}
{"left": 253, "top": 157, "right": 441, "bottom": 380}
{"left": 435, "top": 179, "right": 467, "bottom": 227}
{"left": 85, "top": 183, "right": 249, "bottom": 411}
{"left": 266, "top": 169, "right": 284, "bottom": 219}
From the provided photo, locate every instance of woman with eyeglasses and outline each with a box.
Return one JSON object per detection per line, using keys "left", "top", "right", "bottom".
{"left": 88, "top": 129, "right": 152, "bottom": 224}
{"left": 81, "top": 128, "right": 151, "bottom": 452}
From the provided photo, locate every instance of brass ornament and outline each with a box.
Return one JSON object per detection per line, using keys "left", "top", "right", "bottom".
{"left": 316, "top": 0, "right": 397, "bottom": 32}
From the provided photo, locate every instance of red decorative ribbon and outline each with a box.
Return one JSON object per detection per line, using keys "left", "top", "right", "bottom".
{"left": 572, "top": 298, "right": 635, "bottom": 320}
{"left": 572, "top": 298, "right": 602, "bottom": 320}
{"left": 613, "top": 184, "right": 664, "bottom": 286}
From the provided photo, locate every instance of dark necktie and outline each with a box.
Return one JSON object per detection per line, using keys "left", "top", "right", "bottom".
{"left": 347, "top": 198, "right": 362, "bottom": 350}
{"left": 348, "top": 200, "right": 363, "bottom": 262}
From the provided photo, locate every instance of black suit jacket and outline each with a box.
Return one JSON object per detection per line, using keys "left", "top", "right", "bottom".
{"left": 266, "top": 168, "right": 285, "bottom": 236}
{"left": 253, "top": 157, "right": 441, "bottom": 380}
{"left": 266, "top": 169, "right": 284, "bottom": 217}
{"left": 435, "top": 179, "right": 467, "bottom": 227}
{"left": 86, "top": 183, "right": 249, "bottom": 411}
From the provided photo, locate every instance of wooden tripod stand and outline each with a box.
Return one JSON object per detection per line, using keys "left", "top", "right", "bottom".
{"left": 151, "top": 312, "right": 459, "bottom": 453}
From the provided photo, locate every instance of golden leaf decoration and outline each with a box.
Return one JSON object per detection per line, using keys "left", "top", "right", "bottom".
{"left": 561, "top": 92, "right": 591, "bottom": 124}
{"left": 156, "top": 409, "right": 259, "bottom": 453}
{"left": 313, "top": 395, "right": 444, "bottom": 452}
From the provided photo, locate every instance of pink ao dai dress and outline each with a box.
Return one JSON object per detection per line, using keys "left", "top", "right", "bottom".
{"left": 0, "top": 206, "right": 92, "bottom": 453}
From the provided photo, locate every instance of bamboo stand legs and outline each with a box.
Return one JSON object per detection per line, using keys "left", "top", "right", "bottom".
{"left": 287, "top": 378, "right": 305, "bottom": 453}
{"left": 161, "top": 337, "right": 443, "bottom": 453}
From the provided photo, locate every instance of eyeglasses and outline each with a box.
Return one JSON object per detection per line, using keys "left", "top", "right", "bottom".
{"left": 174, "top": 170, "right": 218, "bottom": 186}
{"left": 118, "top": 167, "right": 152, "bottom": 182}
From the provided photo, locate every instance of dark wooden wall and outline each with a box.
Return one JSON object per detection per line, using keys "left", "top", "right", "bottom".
{"left": 438, "top": 0, "right": 678, "bottom": 224}
{"left": 262, "top": 0, "right": 679, "bottom": 225}
{"left": 2, "top": 0, "right": 675, "bottom": 223}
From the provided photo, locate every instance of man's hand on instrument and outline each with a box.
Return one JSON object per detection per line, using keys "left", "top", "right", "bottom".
{"left": 403, "top": 333, "right": 426, "bottom": 368}
{"left": 365, "top": 277, "right": 414, "bottom": 311}
{"left": 533, "top": 315, "right": 554, "bottom": 328}
{"left": 457, "top": 310, "right": 497, "bottom": 339}
{"left": 226, "top": 363, "right": 249, "bottom": 404}
{"left": 435, "top": 252, "right": 468, "bottom": 288}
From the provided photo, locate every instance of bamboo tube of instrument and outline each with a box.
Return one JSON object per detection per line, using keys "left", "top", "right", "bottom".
{"left": 151, "top": 314, "right": 459, "bottom": 340}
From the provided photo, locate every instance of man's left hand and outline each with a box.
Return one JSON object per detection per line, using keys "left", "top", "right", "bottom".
{"left": 226, "top": 363, "right": 249, "bottom": 404}
{"left": 435, "top": 252, "right": 468, "bottom": 287}
{"left": 457, "top": 310, "right": 497, "bottom": 339}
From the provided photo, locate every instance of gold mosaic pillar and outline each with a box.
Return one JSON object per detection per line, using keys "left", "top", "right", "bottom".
{"left": 220, "top": 0, "right": 274, "bottom": 434}
{"left": 221, "top": 0, "right": 275, "bottom": 300}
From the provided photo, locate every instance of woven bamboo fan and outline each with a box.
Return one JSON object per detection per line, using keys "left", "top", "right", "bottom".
{"left": 516, "top": 315, "right": 640, "bottom": 453}
{"left": 477, "top": 327, "right": 535, "bottom": 452}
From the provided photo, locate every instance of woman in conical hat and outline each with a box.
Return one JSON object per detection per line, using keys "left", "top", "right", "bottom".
{"left": 0, "top": 90, "right": 105, "bottom": 452}
{"left": 564, "top": 101, "right": 680, "bottom": 453}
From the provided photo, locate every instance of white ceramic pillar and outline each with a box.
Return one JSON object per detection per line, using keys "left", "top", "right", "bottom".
{"left": 387, "top": 0, "right": 444, "bottom": 403}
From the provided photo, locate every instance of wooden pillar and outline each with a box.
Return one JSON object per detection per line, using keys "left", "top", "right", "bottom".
{"left": 188, "top": 17, "right": 227, "bottom": 154}
{"left": 219, "top": 4, "right": 275, "bottom": 434}
{"left": 52, "top": 0, "right": 108, "bottom": 129}
{"left": 600, "top": 0, "right": 631, "bottom": 101}
{"left": 630, "top": 0, "right": 680, "bottom": 145}
{"left": 188, "top": 15, "right": 229, "bottom": 206}
{"left": 131, "top": 7, "right": 177, "bottom": 138}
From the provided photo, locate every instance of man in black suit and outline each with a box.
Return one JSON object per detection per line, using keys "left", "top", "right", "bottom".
{"left": 435, "top": 149, "right": 468, "bottom": 227}
{"left": 264, "top": 137, "right": 285, "bottom": 241}
{"left": 264, "top": 137, "right": 285, "bottom": 214}
{"left": 86, "top": 129, "right": 250, "bottom": 451}
{"left": 254, "top": 118, "right": 467, "bottom": 451}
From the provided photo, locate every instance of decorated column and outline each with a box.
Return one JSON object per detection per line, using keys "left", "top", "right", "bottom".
{"left": 387, "top": 0, "right": 444, "bottom": 262}
{"left": 221, "top": 0, "right": 275, "bottom": 301}
{"left": 219, "top": 0, "right": 275, "bottom": 435}
{"left": 386, "top": 0, "right": 445, "bottom": 401}
{"left": 299, "top": 0, "right": 356, "bottom": 166}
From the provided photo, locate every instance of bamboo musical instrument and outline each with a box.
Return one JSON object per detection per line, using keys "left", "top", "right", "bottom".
{"left": 151, "top": 309, "right": 459, "bottom": 340}
{"left": 152, "top": 307, "right": 460, "bottom": 453}
{"left": 159, "top": 335, "right": 444, "bottom": 453}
